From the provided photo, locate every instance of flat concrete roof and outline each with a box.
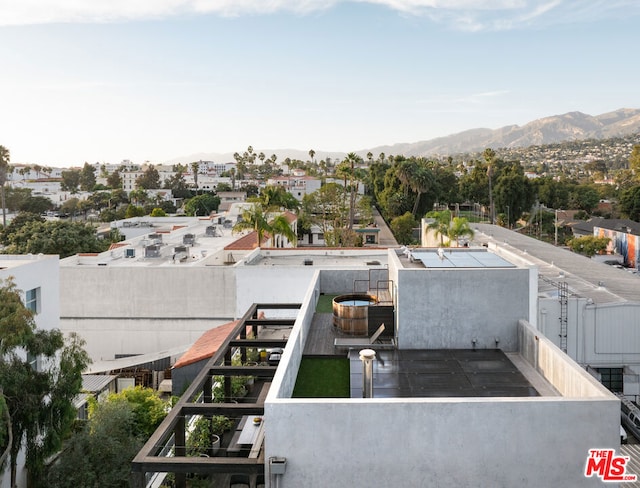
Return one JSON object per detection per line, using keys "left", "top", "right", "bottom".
{"left": 472, "top": 223, "right": 640, "bottom": 304}
{"left": 348, "top": 349, "right": 543, "bottom": 398}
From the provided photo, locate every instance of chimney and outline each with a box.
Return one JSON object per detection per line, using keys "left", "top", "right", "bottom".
{"left": 359, "top": 349, "right": 376, "bottom": 398}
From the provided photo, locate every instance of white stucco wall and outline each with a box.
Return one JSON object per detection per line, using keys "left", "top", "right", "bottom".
{"left": 59, "top": 266, "right": 236, "bottom": 360}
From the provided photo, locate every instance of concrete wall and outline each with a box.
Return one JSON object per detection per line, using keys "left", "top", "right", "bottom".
{"left": 59, "top": 266, "right": 236, "bottom": 360}
{"left": 395, "top": 267, "right": 531, "bottom": 351}
{"left": 265, "top": 397, "right": 617, "bottom": 488}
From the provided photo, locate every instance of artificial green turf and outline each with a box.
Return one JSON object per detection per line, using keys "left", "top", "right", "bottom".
{"left": 315, "top": 294, "right": 338, "bottom": 313}
{"left": 292, "top": 357, "right": 350, "bottom": 398}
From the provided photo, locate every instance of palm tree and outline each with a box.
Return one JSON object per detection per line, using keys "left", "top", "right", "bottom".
{"left": 409, "top": 164, "right": 434, "bottom": 218}
{"left": 308, "top": 149, "right": 315, "bottom": 163}
{"left": 191, "top": 162, "right": 199, "bottom": 193}
{"left": 0, "top": 145, "right": 9, "bottom": 227}
{"left": 232, "top": 204, "right": 270, "bottom": 248}
{"left": 447, "top": 217, "right": 474, "bottom": 247}
{"left": 269, "top": 214, "right": 297, "bottom": 248}
{"left": 426, "top": 210, "right": 451, "bottom": 246}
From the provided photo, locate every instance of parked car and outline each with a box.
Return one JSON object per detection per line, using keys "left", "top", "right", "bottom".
{"left": 618, "top": 394, "right": 640, "bottom": 441}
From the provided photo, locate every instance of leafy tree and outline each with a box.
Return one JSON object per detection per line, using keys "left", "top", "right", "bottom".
{"left": 0, "top": 212, "right": 44, "bottom": 245}
{"left": 150, "top": 207, "right": 167, "bottom": 217}
{"left": 184, "top": 193, "right": 220, "bottom": 217}
{"left": 630, "top": 144, "right": 640, "bottom": 174}
{"left": 0, "top": 144, "right": 10, "bottom": 227}
{"left": 300, "top": 183, "right": 348, "bottom": 246}
{"left": 567, "top": 235, "right": 610, "bottom": 257}
{"left": 390, "top": 212, "right": 418, "bottom": 245}
{"left": 106, "top": 170, "right": 122, "bottom": 189}
{"left": 60, "top": 170, "right": 80, "bottom": 193}
{"left": 4, "top": 187, "right": 32, "bottom": 212}
{"left": 79, "top": 163, "right": 97, "bottom": 191}
{"left": 19, "top": 196, "right": 53, "bottom": 215}
{"left": 0, "top": 220, "right": 110, "bottom": 258}
{"left": 125, "top": 204, "right": 145, "bottom": 218}
{"left": 1, "top": 278, "right": 90, "bottom": 487}
{"left": 47, "top": 399, "right": 143, "bottom": 488}
{"left": 135, "top": 165, "right": 161, "bottom": 189}
{"left": 216, "top": 182, "right": 233, "bottom": 192}
{"left": 619, "top": 185, "right": 640, "bottom": 221}
{"left": 163, "top": 171, "right": 192, "bottom": 199}
{"left": 569, "top": 184, "right": 600, "bottom": 213}
{"left": 102, "top": 386, "right": 167, "bottom": 438}
{"left": 493, "top": 163, "right": 535, "bottom": 227}
{"left": 255, "top": 185, "right": 299, "bottom": 212}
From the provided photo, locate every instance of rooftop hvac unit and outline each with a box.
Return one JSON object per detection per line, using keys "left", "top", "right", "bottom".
{"left": 304, "top": 259, "right": 313, "bottom": 266}
{"left": 183, "top": 233, "right": 195, "bottom": 245}
{"left": 144, "top": 244, "right": 161, "bottom": 258}
{"left": 125, "top": 248, "right": 136, "bottom": 258}
{"left": 174, "top": 245, "right": 187, "bottom": 254}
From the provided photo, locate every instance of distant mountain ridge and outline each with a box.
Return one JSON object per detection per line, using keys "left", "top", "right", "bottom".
{"left": 167, "top": 108, "right": 640, "bottom": 163}
{"left": 366, "top": 108, "right": 640, "bottom": 158}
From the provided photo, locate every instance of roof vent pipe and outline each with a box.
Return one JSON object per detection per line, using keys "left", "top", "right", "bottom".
{"left": 359, "top": 349, "right": 376, "bottom": 398}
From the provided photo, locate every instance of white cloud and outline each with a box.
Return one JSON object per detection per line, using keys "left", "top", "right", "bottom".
{"left": 0, "top": 0, "right": 637, "bottom": 27}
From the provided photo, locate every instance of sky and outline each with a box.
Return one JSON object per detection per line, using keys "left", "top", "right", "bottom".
{"left": 1, "top": 0, "right": 639, "bottom": 167}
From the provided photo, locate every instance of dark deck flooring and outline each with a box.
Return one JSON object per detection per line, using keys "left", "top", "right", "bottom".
{"left": 348, "top": 348, "right": 540, "bottom": 398}
{"left": 303, "top": 313, "right": 343, "bottom": 356}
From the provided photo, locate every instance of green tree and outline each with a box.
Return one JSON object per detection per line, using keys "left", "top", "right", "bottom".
{"left": 19, "top": 195, "right": 53, "bottom": 215}
{"left": 255, "top": 185, "right": 299, "bottom": 212}
{"left": 619, "top": 185, "right": 640, "bottom": 221}
{"left": 184, "top": 193, "right": 220, "bottom": 216}
{"left": 629, "top": 144, "right": 640, "bottom": 174}
{"left": 425, "top": 210, "right": 452, "bottom": 246}
{"left": 191, "top": 162, "right": 200, "bottom": 192}
{"left": 1, "top": 220, "right": 110, "bottom": 258}
{"left": 0, "top": 144, "right": 9, "bottom": 227}
{"left": 106, "top": 170, "right": 122, "bottom": 189}
{"left": 447, "top": 217, "right": 474, "bottom": 247}
{"left": 569, "top": 184, "right": 600, "bottom": 213}
{"left": 0, "top": 212, "right": 45, "bottom": 245}
{"left": 269, "top": 214, "right": 297, "bottom": 247}
{"left": 300, "top": 183, "right": 348, "bottom": 246}
{"left": 79, "top": 163, "right": 97, "bottom": 191}
{"left": 232, "top": 204, "right": 271, "bottom": 247}
{"left": 150, "top": 207, "right": 167, "bottom": 217}
{"left": 493, "top": 163, "right": 535, "bottom": 227}
{"left": 60, "top": 169, "right": 80, "bottom": 193}
{"left": 4, "top": 187, "right": 32, "bottom": 213}
{"left": 567, "top": 235, "right": 610, "bottom": 257}
{"left": 135, "top": 165, "right": 161, "bottom": 189}
{"left": 47, "top": 399, "right": 143, "bottom": 488}
{"left": 390, "top": 212, "right": 418, "bottom": 245}
{"left": 163, "top": 171, "right": 192, "bottom": 199}
{"left": 1, "top": 278, "right": 90, "bottom": 487}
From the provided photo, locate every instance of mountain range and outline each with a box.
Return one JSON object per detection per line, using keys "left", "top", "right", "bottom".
{"left": 168, "top": 108, "right": 640, "bottom": 164}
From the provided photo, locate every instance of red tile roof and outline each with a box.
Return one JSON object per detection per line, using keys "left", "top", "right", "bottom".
{"left": 173, "top": 321, "right": 239, "bottom": 369}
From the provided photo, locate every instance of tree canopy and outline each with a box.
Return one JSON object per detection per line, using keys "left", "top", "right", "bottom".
{"left": 0, "top": 216, "right": 111, "bottom": 258}
{"left": 1, "top": 277, "right": 90, "bottom": 487}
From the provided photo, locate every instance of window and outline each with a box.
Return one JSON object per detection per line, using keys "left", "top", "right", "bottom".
{"left": 598, "top": 367, "right": 623, "bottom": 392}
{"left": 25, "top": 287, "right": 40, "bottom": 314}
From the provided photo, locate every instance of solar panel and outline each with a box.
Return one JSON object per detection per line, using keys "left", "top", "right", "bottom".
{"left": 412, "top": 250, "right": 515, "bottom": 268}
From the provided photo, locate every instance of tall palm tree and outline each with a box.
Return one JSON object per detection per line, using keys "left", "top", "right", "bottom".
{"left": 447, "top": 217, "right": 474, "bottom": 247}
{"left": 0, "top": 145, "right": 9, "bottom": 227}
{"left": 308, "top": 149, "right": 315, "bottom": 163}
{"left": 409, "top": 165, "right": 434, "bottom": 217}
{"left": 191, "top": 162, "right": 199, "bottom": 193}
